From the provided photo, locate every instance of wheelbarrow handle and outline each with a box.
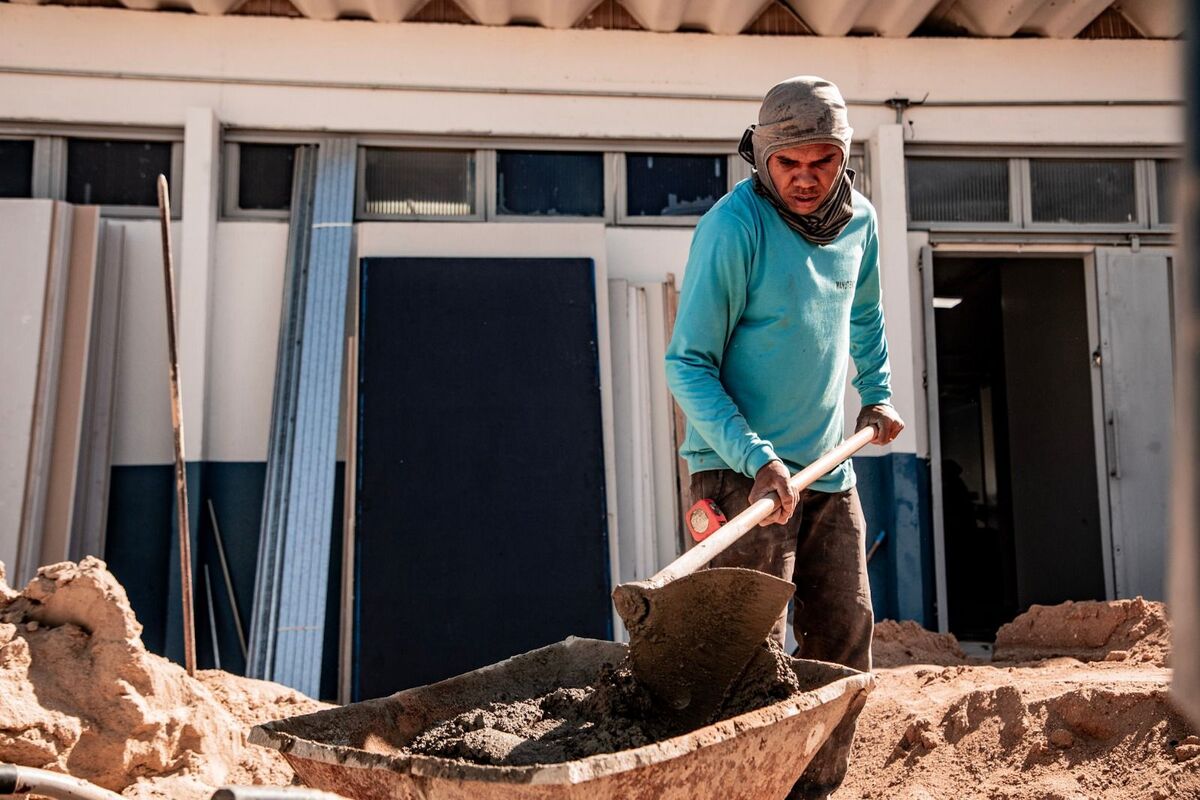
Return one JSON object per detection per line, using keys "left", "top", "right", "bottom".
{"left": 650, "top": 427, "right": 876, "bottom": 586}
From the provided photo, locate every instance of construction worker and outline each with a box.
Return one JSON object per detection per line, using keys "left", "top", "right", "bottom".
{"left": 664, "top": 75, "right": 903, "bottom": 799}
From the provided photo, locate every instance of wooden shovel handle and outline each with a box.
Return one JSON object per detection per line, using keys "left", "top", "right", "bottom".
{"left": 650, "top": 426, "right": 876, "bottom": 586}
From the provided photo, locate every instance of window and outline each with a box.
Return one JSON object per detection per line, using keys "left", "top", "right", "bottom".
{"left": 238, "top": 144, "right": 296, "bottom": 211}
{"left": 1029, "top": 159, "right": 1136, "bottom": 224}
{"left": 907, "top": 158, "right": 1010, "bottom": 224}
{"left": 0, "top": 139, "right": 34, "bottom": 198}
{"left": 497, "top": 150, "right": 604, "bottom": 217}
{"left": 66, "top": 139, "right": 173, "bottom": 206}
{"left": 361, "top": 148, "right": 477, "bottom": 218}
{"left": 1156, "top": 159, "right": 1179, "bottom": 225}
{"left": 847, "top": 151, "right": 869, "bottom": 200}
{"left": 907, "top": 152, "right": 1173, "bottom": 232}
{"left": 624, "top": 154, "right": 726, "bottom": 218}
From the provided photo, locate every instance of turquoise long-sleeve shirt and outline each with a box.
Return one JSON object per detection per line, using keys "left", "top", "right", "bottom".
{"left": 665, "top": 178, "right": 892, "bottom": 493}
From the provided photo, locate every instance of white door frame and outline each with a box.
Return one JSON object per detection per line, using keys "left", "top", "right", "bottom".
{"left": 1083, "top": 251, "right": 1118, "bottom": 601}
{"left": 920, "top": 241, "right": 1120, "bottom": 635}
{"left": 340, "top": 222, "right": 622, "bottom": 702}
{"left": 918, "top": 244, "right": 950, "bottom": 634}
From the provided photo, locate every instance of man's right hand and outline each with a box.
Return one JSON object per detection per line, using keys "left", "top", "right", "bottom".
{"left": 749, "top": 459, "right": 798, "bottom": 527}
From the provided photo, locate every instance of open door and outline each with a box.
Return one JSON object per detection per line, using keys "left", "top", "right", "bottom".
{"left": 1095, "top": 248, "right": 1174, "bottom": 600}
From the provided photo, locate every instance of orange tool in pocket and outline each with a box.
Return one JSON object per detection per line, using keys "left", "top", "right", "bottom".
{"left": 686, "top": 498, "right": 728, "bottom": 542}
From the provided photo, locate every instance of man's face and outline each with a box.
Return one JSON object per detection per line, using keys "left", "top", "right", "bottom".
{"left": 765, "top": 143, "right": 844, "bottom": 215}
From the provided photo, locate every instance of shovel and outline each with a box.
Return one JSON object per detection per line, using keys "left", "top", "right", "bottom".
{"left": 611, "top": 427, "right": 876, "bottom": 729}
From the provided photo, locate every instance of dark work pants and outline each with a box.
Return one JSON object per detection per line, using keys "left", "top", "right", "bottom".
{"left": 690, "top": 469, "right": 873, "bottom": 800}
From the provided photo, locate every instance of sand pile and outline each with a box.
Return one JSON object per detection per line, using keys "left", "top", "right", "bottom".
{"left": 0, "top": 557, "right": 327, "bottom": 799}
{"left": 836, "top": 599, "right": 1195, "bottom": 800}
{"left": 872, "top": 620, "right": 970, "bottom": 668}
{"left": 835, "top": 661, "right": 1197, "bottom": 800}
{"left": 994, "top": 597, "right": 1170, "bottom": 666}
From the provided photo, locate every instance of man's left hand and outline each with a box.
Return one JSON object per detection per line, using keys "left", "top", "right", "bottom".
{"left": 856, "top": 404, "right": 905, "bottom": 445}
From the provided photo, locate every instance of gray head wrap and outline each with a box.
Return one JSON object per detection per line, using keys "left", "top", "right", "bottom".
{"left": 738, "top": 76, "right": 856, "bottom": 245}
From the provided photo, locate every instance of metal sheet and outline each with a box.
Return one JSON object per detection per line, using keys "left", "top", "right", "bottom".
{"left": 17, "top": 0, "right": 1143, "bottom": 37}
{"left": 1095, "top": 247, "right": 1173, "bottom": 601}
{"left": 250, "top": 139, "right": 356, "bottom": 697}
{"left": 71, "top": 221, "right": 125, "bottom": 561}
{"left": 248, "top": 145, "right": 317, "bottom": 680}
{"left": 17, "top": 201, "right": 74, "bottom": 585}
{"left": 0, "top": 200, "right": 56, "bottom": 579}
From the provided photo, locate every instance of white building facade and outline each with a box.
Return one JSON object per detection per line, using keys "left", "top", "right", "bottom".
{"left": 0, "top": 0, "right": 1182, "bottom": 699}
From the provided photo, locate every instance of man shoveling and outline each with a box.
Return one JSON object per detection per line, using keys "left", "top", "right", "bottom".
{"left": 665, "top": 75, "right": 904, "bottom": 799}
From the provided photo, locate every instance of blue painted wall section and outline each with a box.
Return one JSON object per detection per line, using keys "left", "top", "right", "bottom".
{"left": 105, "top": 462, "right": 344, "bottom": 701}
{"left": 854, "top": 453, "right": 935, "bottom": 627}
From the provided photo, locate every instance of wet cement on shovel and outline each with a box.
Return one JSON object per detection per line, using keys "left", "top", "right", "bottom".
{"left": 404, "top": 639, "right": 804, "bottom": 766}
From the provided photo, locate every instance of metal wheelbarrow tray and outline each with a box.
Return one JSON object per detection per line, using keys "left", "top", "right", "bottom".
{"left": 249, "top": 637, "right": 874, "bottom": 800}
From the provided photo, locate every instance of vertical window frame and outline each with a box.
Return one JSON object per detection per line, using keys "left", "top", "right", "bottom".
{"left": 1148, "top": 158, "right": 1179, "bottom": 230}
{"left": 728, "top": 152, "right": 752, "bottom": 188}
{"left": 847, "top": 143, "right": 871, "bottom": 202}
{"left": 33, "top": 136, "right": 66, "bottom": 200}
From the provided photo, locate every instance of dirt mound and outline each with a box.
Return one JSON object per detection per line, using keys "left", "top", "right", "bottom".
{"left": 872, "top": 620, "right": 969, "bottom": 668}
{"left": 993, "top": 597, "right": 1169, "bottom": 666}
{"left": 834, "top": 661, "right": 1198, "bottom": 800}
{"left": 0, "top": 557, "right": 328, "bottom": 799}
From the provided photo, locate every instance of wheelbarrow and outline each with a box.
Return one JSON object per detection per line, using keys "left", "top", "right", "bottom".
{"left": 249, "top": 637, "right": 873, "bottom": 800}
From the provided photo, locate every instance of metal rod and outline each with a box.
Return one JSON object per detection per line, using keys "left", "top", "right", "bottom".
{"left": 207, "top": 499, "right": 248, "bottom": 661}
{"left": 156, "top": 173, "right": 197, "bottom": 677}
{"left": 0, "top": 67, "right": 1185, "bottom": 109}
{"left": 205, "top": 565, "right": 221, "bottom": 671}
{"left": 866, "top": 530, "right": 887, "bottom": 564}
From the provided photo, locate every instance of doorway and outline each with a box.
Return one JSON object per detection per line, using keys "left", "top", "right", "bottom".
{"left": 931, "top": 256, "right": 1107, "bottom": 640}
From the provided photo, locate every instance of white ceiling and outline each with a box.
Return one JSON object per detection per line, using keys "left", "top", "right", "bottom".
{"left": 5, "top": 0, "right": 1182, "bottom": 37}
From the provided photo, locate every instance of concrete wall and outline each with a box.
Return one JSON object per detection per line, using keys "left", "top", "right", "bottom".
{"left": 0, "top": 5, "right": 1182, "bottom": 143}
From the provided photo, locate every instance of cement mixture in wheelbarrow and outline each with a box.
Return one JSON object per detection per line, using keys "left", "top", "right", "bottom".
{"left": 403, "top": 638, "right": 803, "bottom": 766}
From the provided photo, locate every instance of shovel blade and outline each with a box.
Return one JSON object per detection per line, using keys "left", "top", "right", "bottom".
{"left": 612, "top": 567, "right": 794, "bottom": 730}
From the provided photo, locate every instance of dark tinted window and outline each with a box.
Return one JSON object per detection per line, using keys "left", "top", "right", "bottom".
{"left": 238, "top": 143, "right": 296, "bottom": 211}
{"left": 625, "top": 154, "right": 725, "bottom": 217}
{"left": 907, "top": 157, "right": 1010, "bottom": 223}
{"left": 1030, "top": 159, "right": 1136, "bottom": 224}
{"left": 0, "top": 140, "right": 35, "bottom": 198}
{"left": 497, "top": 151, "right": 604, "bottom": 216}
{"left": 67, "top": 139, "right": 172, "bottom": 206}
